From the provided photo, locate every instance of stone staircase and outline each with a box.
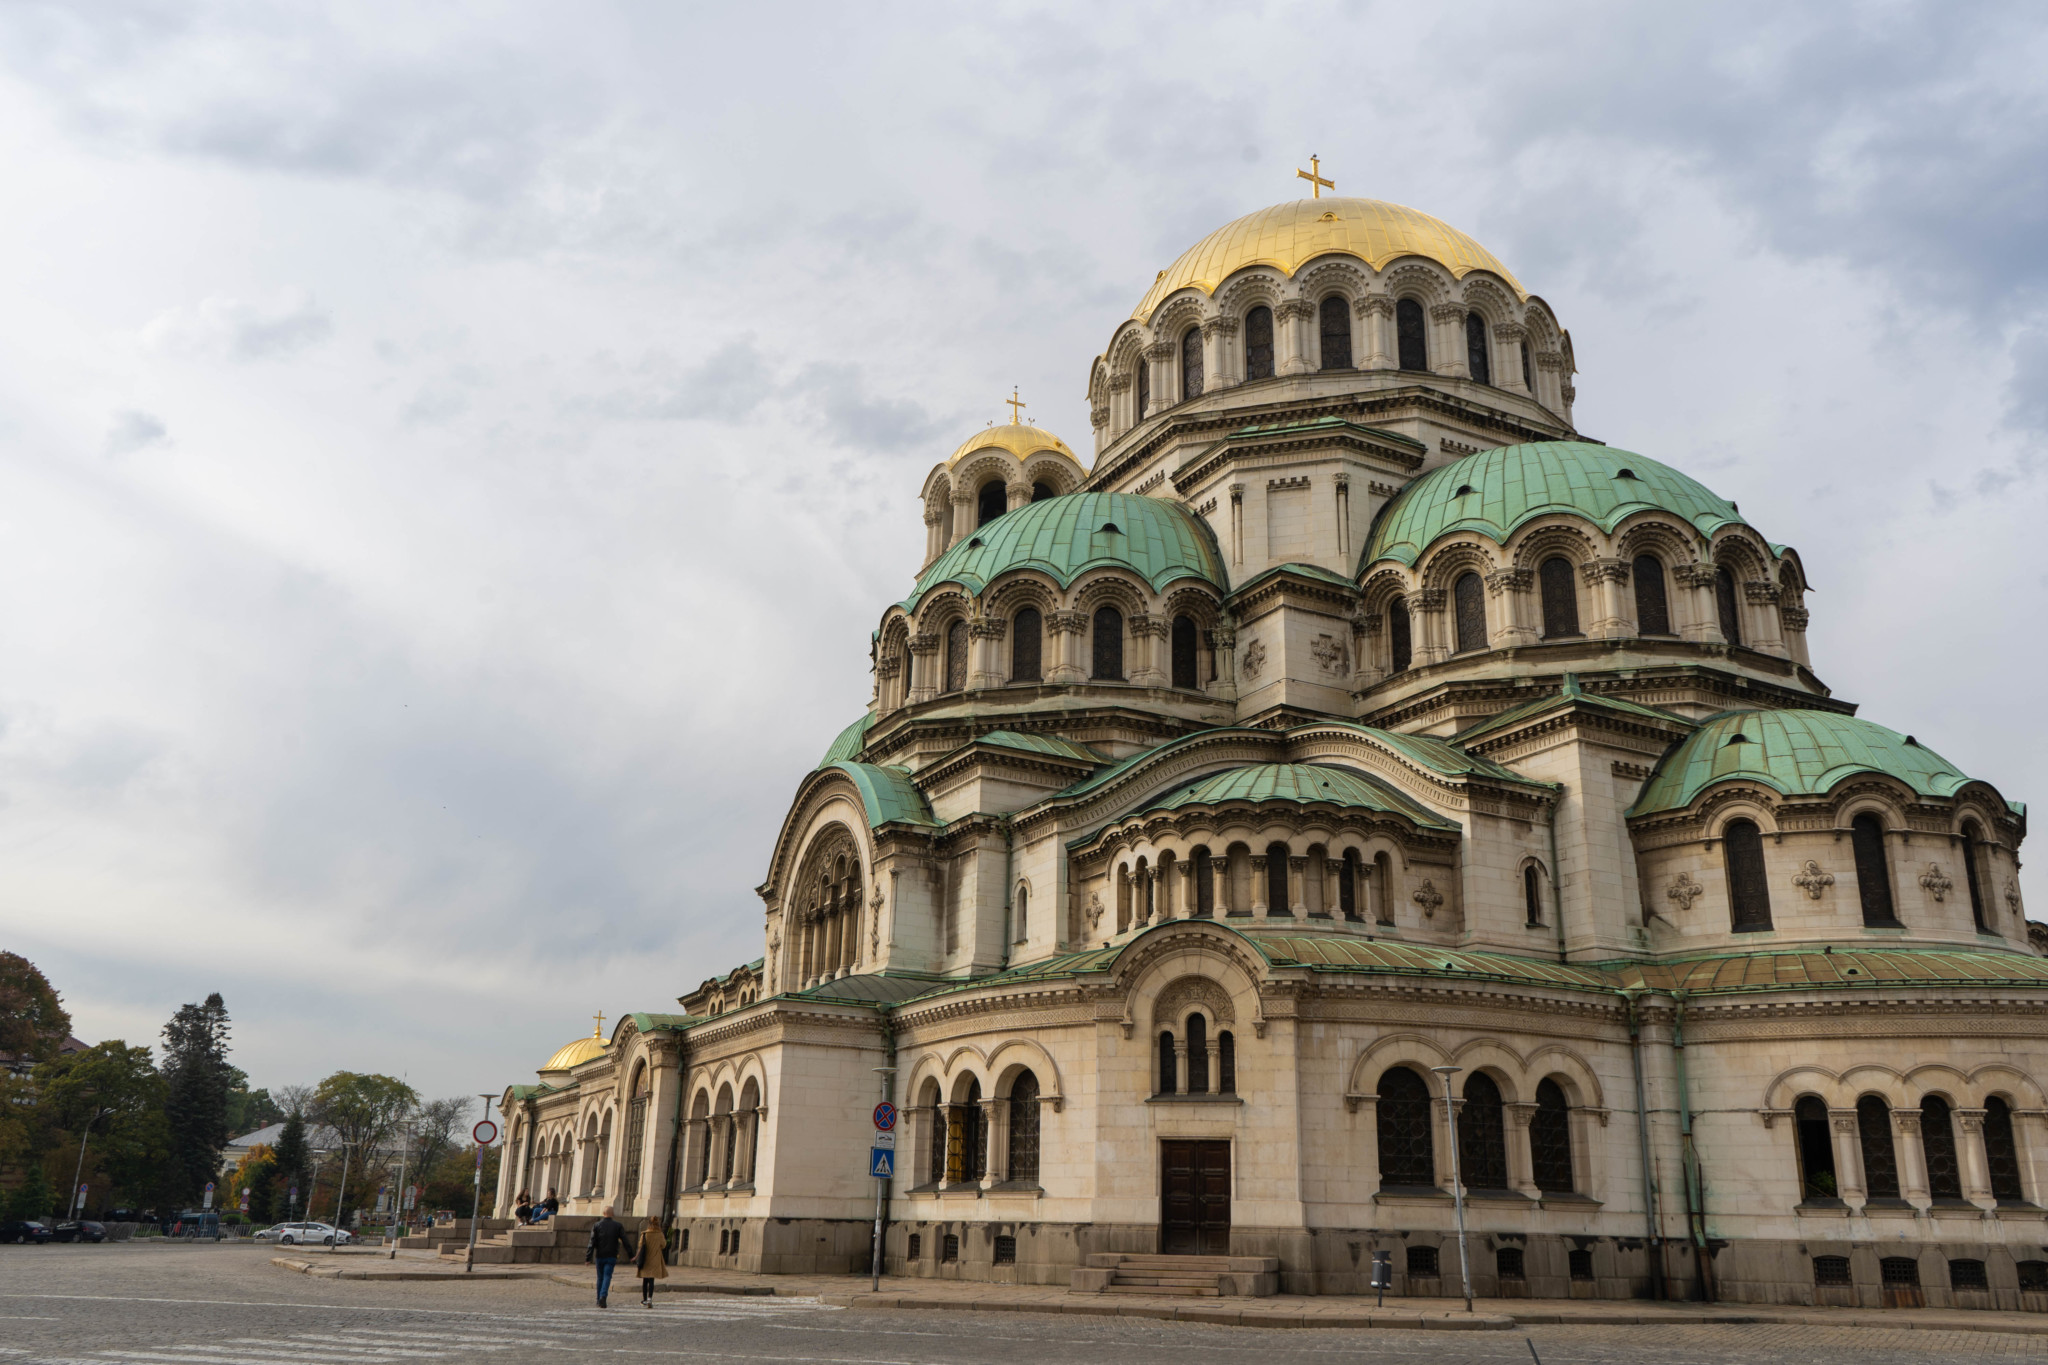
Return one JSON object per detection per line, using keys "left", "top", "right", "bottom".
{"left": 434, "top": 1215, "right": 596, "bottom": 1265}
{"left": 1070, "top": 1253, "right": 1280, "bottom": 1297}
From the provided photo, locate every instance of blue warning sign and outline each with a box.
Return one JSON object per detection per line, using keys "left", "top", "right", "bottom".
{"left": 870, "top": 1148, "right": 895, "bottom": 1178}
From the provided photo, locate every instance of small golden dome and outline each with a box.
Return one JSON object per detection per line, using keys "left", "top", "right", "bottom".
{"left": 539, "top": 1023, "right": 608, "bottom": 1074}
{"left": 946, "top": 422, "right": 1078, "bottom": 468}
{"left": 1132, "top": 197, "right": 1526, "bottom": 321}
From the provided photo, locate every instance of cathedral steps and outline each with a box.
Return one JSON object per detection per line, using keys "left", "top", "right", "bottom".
{"left": 1071, "top": 1253, "right": 1279, "bottom": 1297}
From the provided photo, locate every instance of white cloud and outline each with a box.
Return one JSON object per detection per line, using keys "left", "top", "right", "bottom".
{"left": 138, "top": 289, "right": 333, "bottom": 361}
{"left": 104, "top": 408, "right": 168, "bottom": 455}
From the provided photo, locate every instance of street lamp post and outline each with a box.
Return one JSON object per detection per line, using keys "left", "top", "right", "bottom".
{"left": 303, "top": 1150, "right": 330, "bottom": 1230}
{"left": 388, "top": 1119, "right": 415, "bottom": 1259}
{"left": 466, "top": 1094, "right": 496, "bottom": 1274}
{"left": 69, "top": 1106, "right": 112, "bottom": 1220}
{"left": 1430, "top": 1065, "right": 1474, "bottom": 1313}
{"left": 328, "top": 1144, "right": 353, "bottom": 1254}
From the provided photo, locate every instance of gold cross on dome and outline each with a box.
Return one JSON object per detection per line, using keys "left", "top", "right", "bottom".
{"left": 1006, "top": 387, "right": 1028, "bottom": 424}
{"left": 591, "top": 1010, "right": 606, "bottom": 1038}
{"left": 1296, "top": 155, "right": 1334, "bottom": 199}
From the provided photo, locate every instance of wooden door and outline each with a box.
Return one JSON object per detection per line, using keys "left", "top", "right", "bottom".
{"left": 1160, "top": 1140, "right": 1231, "bottom": 1255}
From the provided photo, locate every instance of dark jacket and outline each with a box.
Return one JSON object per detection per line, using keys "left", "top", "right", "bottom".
{"left": 586, "top": 1217, "right": 634, "bottom": 1262}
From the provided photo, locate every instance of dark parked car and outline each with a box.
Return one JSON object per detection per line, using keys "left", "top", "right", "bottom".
{"left": 0, "top": 1221, "right": 53, "bottom": 1244}
{"left": 53, "top": 1221, "right": 106, "bottom": 1243}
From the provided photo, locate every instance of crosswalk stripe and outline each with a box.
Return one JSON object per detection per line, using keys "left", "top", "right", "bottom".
{"left": 94, "top": 1354, "right": 297, "bottom": 1365}
{"left": 229, "top": 1339, "right": 443, "bottom": 1357}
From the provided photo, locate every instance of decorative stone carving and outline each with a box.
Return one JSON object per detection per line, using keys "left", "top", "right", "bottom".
{"left": 1792, "top": 861, "right": 1836, "bottom": 900}
{"left": 1152, "top": 975, "right": 1236, "bottom": 1029}
{"left": 1412, "top": 880, "right": 1444, "bottom": 917}
{"left": 1580, "top": 557, "right": 1630, "bottom": 585}
{"left": 2009, "top": 883, "right": 2025, "bottom": 917}
{"left": 1429, "top": 303, "right": 1466, "bottom": 323}
{"left": 1241, "top": 638, "right": 1268, "bottom": 681}
{"left": 1086, "top": 891, "right": 1105, "bottom": 930}
{"left": 1781, "top": 605, "right": 1811, "bottom": 630}
{"left": 1310, "top": 634, "right": 1346, "bottom": 673}
{"left": 1275, "top": 299, "right": 1315, "bottom": 321}
{"left": 1744, "top": 580, "right": 1781, "bottom": 605}
{"left": 1484, "top": 568, "right": 1532, "bottom": 596}
{"left": 1355, "top": 295, "right": 1394, "bottom": 318}
{"left": 1668, "top": 872, "right": 1704, "bottom": 913}
{"left": 1673, "top": 563, "right": 1719, "bottom": 589}
{"left": 1412, "top": 588, "right": 1447, "bottom": 612}
{"left": 1919, "top": 864, "right": 1953, "bottom": 902}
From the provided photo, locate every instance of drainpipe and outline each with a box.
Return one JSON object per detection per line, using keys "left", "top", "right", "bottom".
{"left": 1546, "top": 789, "right": 1567, "bottom": 963}
{"left": 999, "top": 817, "right": 1016, "bottom": 969}
{"left": 658, "top": 1027, "right": 690, "bottom": 1259}
{"left": 1670, "top": 993, "right": 1715, "bottom": 1303}
{"left": 1622, "top": 990, "right": 1664, "bottom": 1300}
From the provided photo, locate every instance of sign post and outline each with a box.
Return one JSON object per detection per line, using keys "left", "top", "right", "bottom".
{"left": 74, "top": 1184, "right": 88, "bottom": 1216}
{"left": 466, "top": 1100, "right": 497, "bottom": 1274}
{"left": 869, "top": 1078, "right": 896, "bottom": 1292}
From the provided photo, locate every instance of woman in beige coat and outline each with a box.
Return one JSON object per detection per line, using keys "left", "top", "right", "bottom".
{"left": 635, "top": 1218, "right": 668, "bottom": 1307}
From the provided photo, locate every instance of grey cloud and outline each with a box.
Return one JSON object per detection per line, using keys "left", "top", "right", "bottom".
{"left": 794, "top": 362, "right": 945, "bottom": 453}
{"left": 139, "top": 291, "right": 333, "bottom": 362}
{"left": 577, "top": 340, "right": 778, "bottom": 424}
{"left": 105, "top": 408, "right": 168, "bottom": 455}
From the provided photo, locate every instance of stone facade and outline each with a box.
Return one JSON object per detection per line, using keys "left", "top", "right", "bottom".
{"left": 493, "top": 194, "right": 2037, "bottom": 1309}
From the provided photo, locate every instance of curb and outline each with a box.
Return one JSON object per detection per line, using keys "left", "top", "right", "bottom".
{"left": 544, "top": 1272, "right": 779, "bottom": 1296}
{"left": 818, "top": 1293, "right": 1516, "bottom": 1330}
{"left": 270, "top": 1256, "right": 554, "bottom": 1282}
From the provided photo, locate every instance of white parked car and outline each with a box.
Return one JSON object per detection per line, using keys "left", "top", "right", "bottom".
{"left": 254, "top": 1222, "right": 352, "bottom": 1246}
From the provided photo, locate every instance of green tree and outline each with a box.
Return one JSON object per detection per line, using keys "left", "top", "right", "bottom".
{"left": 310, "top": 1072, "right": 416, "bottom": 1222}
{"left": 159, "top": 994, "right": 233, "bottom": 1207}
{"left": 420, "top": 1140, "right": 499, "bottom": 1216}
{"left": 0, "top": 952, "right": 71, "bottom": 1066}
{"left": 223, "top": 1071, "right": 284, "bottom": 1136}
{"left": 407, "top": 1097, "right": 471, "bottom": 1196}
{"left": 272, "top": 1111, "right": 311, "bottom": 1219}
{"left": 35, "top": 1041, "right": 173, "bottom": 1213}
{"left": 7, "top": 1159, "right": 54, "bottom": 1222}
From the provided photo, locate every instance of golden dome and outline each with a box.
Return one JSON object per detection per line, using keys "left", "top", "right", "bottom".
{"left": 540, "top": 1024, "right": 607, "bottom": 1074}
{"left": 1132, "top": 197, "right": 1526, "bottom": 321}
{"left": 946, "top": 422, "right": 1079, "bottom": 468}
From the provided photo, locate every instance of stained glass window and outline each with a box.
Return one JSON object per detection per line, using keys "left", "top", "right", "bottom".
{"left": 1266, "top": 843, "right": 1291, "bottom": 916}
{"left": 1922, "top": 1095, "right": 1962, "bottom": 1199}
{"left": 1539, "top": 557, "right": 1580, "bottom": 637}
{"left": 1092, "top": 606, "right": 1123, "bottom": 680}
{"left": 1986, "top": 1096, "right": 2024, "bottom": 1202}
{"left": 1186, "top": 1013, "right": 1208, "bottom": 1094}
{"left": 1532, "top": 1079, "right": 1574, "bottom": 1193}
{"left": 1724, "top": 819, "right": 1773, "bottom": 931}
{"left": 1218, "top": 1031, "right": 1236, "bottom": 1095}
{"left": 1459, "top": 1072, "right": 1509, "bottom": 1191}
{"left": 1454, "top": 572, "right": 1487, "bottom": 654}
{"left": 1007, "top": 1070, "right": 1040, "bottom": 1185}
{"left": 1857, "top": 1095, "right": 1900, "bottom": 1198}
{"left": 1181, "top": 327, "right": 1204, "bottom": 400}
{"left": 1245, "top": 307, "right": 1274, "bottom": 380}
{"left": 1962, "top": 823, "right": 1990, "bottom": 931}
{"left": 1852, "top": 814, "right": 1899, "bottom": 926}
{"left": 1157, "top": 1031, "right": 1177, "bottom": 1096}
{"left": 1389, "top": 599, "right": 1411, "bottom": 671}
{"left": 1171, "top": 615, "right": 1198, "bottom": 689}
{"left": 1465, "top": 312, "right": 1491, "bottom": 385}
{"left": 1396, "top": 299, "right": 1427, "bottom": 371}
{"left": 1632, "top": 555, "right": 1671, "bottom": 635}
{"left": 1376, "top": 1066, "right": 1436, "bottom": 1188}
{"left": 1319, "top": 295, "right": 1351, "bottom": 370}
{"left": 1715, "top": 567, "right": 1743, "bottom": 646}
{"left": 1011, "top": 607, "right": 1042, "bottom": 682}
{"left": 1795, "top": 1095, "right": 1836, "bottom": 1199}
{"left": 944, "top": 620, "right": 968, "bottom": 694}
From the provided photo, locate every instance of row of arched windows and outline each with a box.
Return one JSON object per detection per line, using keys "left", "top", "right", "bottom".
{"left": 918, "top": 609, "right": 1207, "bottom": 694}
{"left": 686, "top": 1077, "right": 763, "bottom": 1190}
{"left": 1140, "top": 301, "right": 1534, "bottom": 412}
{"left": 1376, "top": 1065, "right": 1577, "bottom": 1194}
{"left": 973, "top": 478, "right": 1058, "bottom": 529}
{"left": 1156, "top": 1013, "right": 1237, "bottom": 1096}
{"left": 1115, "top": 844, "right": 1402, "bottom": 930}
{"left": 1793, "top": 1092, "right": 2026, "bottom": 1205}
{"left": 1720, "top": 815, "right": 2000, "bottom": 935}
{"left": 917, "top": 1069, "right": 1041, "bottom": 1188}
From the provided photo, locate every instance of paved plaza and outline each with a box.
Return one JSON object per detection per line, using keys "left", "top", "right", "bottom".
{"left": 8, "top": 1243, "right": 2048, "bottom": 1364}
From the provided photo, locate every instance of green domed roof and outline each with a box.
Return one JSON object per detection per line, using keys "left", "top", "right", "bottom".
{"left": 901, "top": 491, "right": 1227, "bottom": 613}
{"left": 1629, "top": 709, "right": 1983, "bottom": 817}
{"left": 1142, "top": 763, "right": 1455, "bottom": 829}
{"left": 1363, "top": 441, "right": 1746, "bottom": 569}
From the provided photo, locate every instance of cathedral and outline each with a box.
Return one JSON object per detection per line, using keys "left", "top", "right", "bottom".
{"left": 491, "top": 185, "right": 2044, "bottom": 1309}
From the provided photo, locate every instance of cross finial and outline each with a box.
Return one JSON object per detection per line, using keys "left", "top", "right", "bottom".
{"left": 1296, "top": 154, "right": 1334, "bottom": 199}
{"left": 591, "top": 1010, "right": 606, "bottom": 1038}
{"left": 1005, "top": 387, "right": 1027, "bottom": 425}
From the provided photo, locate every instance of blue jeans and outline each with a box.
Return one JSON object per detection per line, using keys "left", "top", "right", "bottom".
{"left": 595, "top": 1257, "right": 617, "bottom": 1303}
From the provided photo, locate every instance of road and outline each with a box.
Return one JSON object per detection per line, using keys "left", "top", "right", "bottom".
{"left": 5, "top": 1244, "right": 2048, "bottom": 1364}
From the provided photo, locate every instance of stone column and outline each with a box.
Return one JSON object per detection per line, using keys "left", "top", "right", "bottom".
{"left": 1276, "top": 300, "right": 1314, "bottom": 375}
{"left": 1358, "top": 295, "right": 1394, "bottom": 369}
{"left": 1176, "top": 859, "right": 1196, "bottom": 920}
{"left": 923, "top": 508, "right": 944, "bottom": 564}
{"left": 1129, "top": 613, "right": 1168, "bottom": 687}
{"left": 1201, "top": 316, "right": 1232, "bottom": 390}
{"left": 907, "top": 633, "right": 940, "bottom": 702}
{"left": 1174, "top": 1038, "right": 1190, "bottom": 1096}
{"left": 1144, "top": 341, "right": 1176, "bottom": 416}
{"left": 1781, "top": 605, "right": 1812, "bottom": 668}
{"left": 1433, "top": 1096, "right": 1463, "bottom": 1192}
{"left": 1005, "top": 480, "right": 1031, "bottom": 513}
{"left": 1957, "top": 1108, "right": 1995, "bottom": 1205}
{"left": 1581, "top": 558, "right": 1631, "bottom": 637}
{"left": 1046, "top": 610, "right": 1087, "bottom": 684}
{"left": 968, "top": 617, "right": 1006, "bottom": 690}
{"left": 950, "top": 493, "right": 973, "bottom": 547}
{"left": 1209, "top": 615, "right": 1237, "bottom": 702}
{"left": 1895, "top": 1109, "right": 1930, "bottom": 1204}
{"left": 1204, "top": 1039, "right": 1222, "bottom": 1094}
{"left": 1829, "top": 1109, "right": 1866, "bottom": 1203}
{"left": 1494, "top": 323, "right": 1530, "bottom": 395}
{"left": 1745, "top": 581, "right": 1786, "bottom": 654}
{"left": 1106, "top": 373, "right": 1130, "bottom": 441}
{"left": 981, "top": 1099, "right": 1005, "bottom": 1185}
{"left": 1484, "top": 569, "right": 1535, "bottom": 646}
{"left": 1411, "top": 588, "right": 1448, "bottom": 665}
{"left": 1430, "top": 304, "right": 1469, "bottom": 378}
{"left": 1287, "top": 854, "right": 1308, "bottom": 917}
{"left": 1670, "top": 564, "right": 1722, "bottom": 643}
{"left": 1140, "top": 867, "right": 1158, "bottom": 926}
{"left": 1249, "top": 855, "right": 1269, "bottom": 918}
{"left": 1534, "top": 349, "right": 1566, "bottom": 412}
{"left": 1506, "top": 1102, "right": 1541, "bottom": 1197}
{"left": 639, "top": 1045, "right": 682, "bottom": 1219}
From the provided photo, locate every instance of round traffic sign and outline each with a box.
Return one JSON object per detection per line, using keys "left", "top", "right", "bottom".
{"left": 873, "top": 1102, "right": 897, "bottom": 1131}
{"left": 473, "top": 1119, "right": 499, "bottom": 1145}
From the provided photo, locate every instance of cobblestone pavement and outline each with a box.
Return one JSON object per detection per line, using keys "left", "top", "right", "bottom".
{"left": 7, "top": 1244, "right": 2048, "bottom": 1364}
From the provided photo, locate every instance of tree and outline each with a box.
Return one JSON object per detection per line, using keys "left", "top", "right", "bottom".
{"left": 160, "top": 994, "right": 233, "bottom": 1207}
{"left": 272, "top": 1111, "right": 311, "bottom": 1219}
{"left": 407, "top": 1097, "right": 472, "bottom": 1198}
{"left": 0, "top": 953, "right": 71, "bottom": 1067}
{"left": 223, "top": 1070, "right": 284, "bottom": 1135}
{"left": 34, "top": 1041, "right": 172, "bottom": 1213}
{"left": 310, "top": 1072, "right": 417, "bottom": 1220}
{"left": 6, "top": 1159, "right": 54, "bottom": 1222}
{"left": 421, "top": 1140, "right": 499, "bottom": 1216}
{"left": 226, "top": 1145, "right": 278, "bottom": 1224}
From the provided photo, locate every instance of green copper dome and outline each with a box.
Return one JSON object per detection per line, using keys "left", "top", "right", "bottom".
{"left": 1142, "top": 763, "right": 1456, "bottom": 829}
{"left": 1629, "top": 709, "right": 1981, "bottom": 817}
{"left": 1363, "top": 441, "right": 1747, "bottom": 569}
{"left": 901, "top": 491, "right": 1227, "bottom": 613}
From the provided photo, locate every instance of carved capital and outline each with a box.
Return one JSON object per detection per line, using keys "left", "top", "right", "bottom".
{"left": 1108, "top": 373, "right": 1131, "bottom": 393}
{"left": 1091, "top": 405, "right": 1109, "bottom": 427}
{"left": 1744, "top": 580, "right": 1781, "bottom": 605}
{"left": 1356, "top": 295, "right": 1395, "bottom": 318}
{"left": 1781, "top": 605, "right": 1811, "bottom": 630}
{"left": 1275, "top": 299, "right": 1315, "bottom": 321}
{"left": 908, "top": 632, "right": 940, "bottom": 655}
{"left": 968, "top": 618, "right": 1007, "bottom": 639}
{"left": 1484, "top": 568, "right": 1532, "bottom": 596}
{"left": 1672, "top": 563, "right": 1719, "bottom": 589}
{"left": 1535, "top": 349, "right": 1566, "bottom": 371}
{"left": 1429, "top": 303, "right": 1466, "bottom": 323}
{"left": 1144, "top": 341, "right": 1177, "bottom": 361}
{"left": 1412, "top": 588, "right": 1447, "bottom": 612}
{"left": 1581, "top": 557, "right": 1631, "bottom": 585}
{"left": 1200, "top": 315, "right": 1234, "bottom": 338}
{"left": 1047, "top": 610, "right": 1090, "bottom": 636}
{"left": 1494, "top": 322, "right": 1528, "bottom": 342}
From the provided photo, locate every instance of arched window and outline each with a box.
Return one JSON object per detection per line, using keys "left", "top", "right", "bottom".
{"left": 1986, "top": 1096, "right": 2024, "bottom": 1203}
{"left": 1181, "top": 327, "right": 1203, "bottom": 400}
{"left": 923, "top": 1080, "right": 946, "bottom": 1186}
{"left": 1724, "top": 818, "right": 1773, "bottom": 932}
{"left": 1134, "top": 356, "right": 1150, "bottom": 420}
{"left": 1962, "top": 822, "right": 1991, "bottom": 932}
{"left": 1339, "top": 850, "right": 1359, "bottom": 920}
{"left": 1193, "top": 846, "right": 1214, "bottom": 917}
{"left": 1465, "top": 313, "right": 1491, "bottom": 385}
{"left": 1852, "top": 813, "right": 1899, "bottom": 926}
{"left": 977, "top": 480, "right": 1006, "bottom": 527}
{"left": 1031, "top": 481, "right": 1054, "bottom": 502}
{"left": 1520, "top": 340, "right": 1533, "bottom": 390}
{"left": 1715, "top": 566, "right": 1744, "bottom": 646}
{"left": 1857, "top": 1094, "right": 1900, "bottom": 1198}
{"left": 1532, "top": 1079, "right": 1574, "bottom": 1193}
{"left": 622, "top": 1066, "right": 650, "bottom": 1199}
{"left": 1460, "top": 1072, "right": 1509, "bottom": 1191}
{"left": 1007, "top": 1070, "right": 1040, "bottom": 1185}
{"left": 943, "top": 619, "right": 968, "bottom": 694}
{"left": 1396, "top": 299, "right": 1427, "bottom": 372}
{"left": 1244, "top": 306, "right": 1275, "bottom": 381}
{"left": 1171, "top": 615, "right": 1198, "bottom": 689}
{"left": 1453, "top": 571, "right": 1487, "bottom": 653}
{"left": 1388, "top": 598, "right": 1412, "bottom": 672}
{"left": 1376, "top": 1066, "right": 1435, "bottom": 1188}
{"left": 1922, "top": 1095, "right": 1963, "bottom": 1200}
{"left": 1157, "top": 1030, "right": 1177, "bottom": 1096}
{"left": 961, "top": 1077, "right": 986, "bottom": 1182}
{"left": 1795, "top": 1095, "right": 1838, "bottom": 1200}
{"left": 1116, "top": 865, "right": 1131, "bottom": 934}
{"left": 1539, "top": 557, "right": 1580, "bottom": 638}
{"left": 1523, "top": 864, "right": 1544, "bottom": 926}
{"left": 1265, "top": 842, "right": 1291, "bottom": 916}
{"left": 1319, "top": 295, "right": 1351, "bottom": 370}
{"left": 1014, "top": 884, "right": 1027, "bottom": 942}
{"left": 1374, "top": 851, "right": 1395, "bottom": 925}
{"left": 1218, "top": 1030, "right": 1236, "bottom": 1095}
{"left": 1010, "top": 607, "right": 1042, "bottom": 683}
{"left": 1091, "top": 606, "right": 1123, "bottom": 680}
{"left": 1632, "top": 555, "right": 1671, "bottom": 635}
{"left": 1186, "top": 1013, "right": 1209, "bottom": 1093}
{"left": 740, "top": 1078, "right": 761, "bottom": 1182}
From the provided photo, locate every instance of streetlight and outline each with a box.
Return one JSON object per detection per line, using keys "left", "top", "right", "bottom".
{"left": 304, "top": 1149, "right": 330, "bottom": 1232}
{"left": 388, "top": 1118, "right": 416, "bottom": 1259}
{"left": 1429, "top": 1065, "right": 1474, "bottom": 1313}
{"left": 69, "top": 1106, "right": 113, "bottom": 1220}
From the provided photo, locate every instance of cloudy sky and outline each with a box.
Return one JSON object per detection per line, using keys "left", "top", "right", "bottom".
{"left": 0, "top": 2, "right": 2043, "bottom": 1105}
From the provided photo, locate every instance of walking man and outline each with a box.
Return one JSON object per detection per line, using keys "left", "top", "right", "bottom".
{"left": 585, "top": 1205, "right": 633, "bottom": 1309}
